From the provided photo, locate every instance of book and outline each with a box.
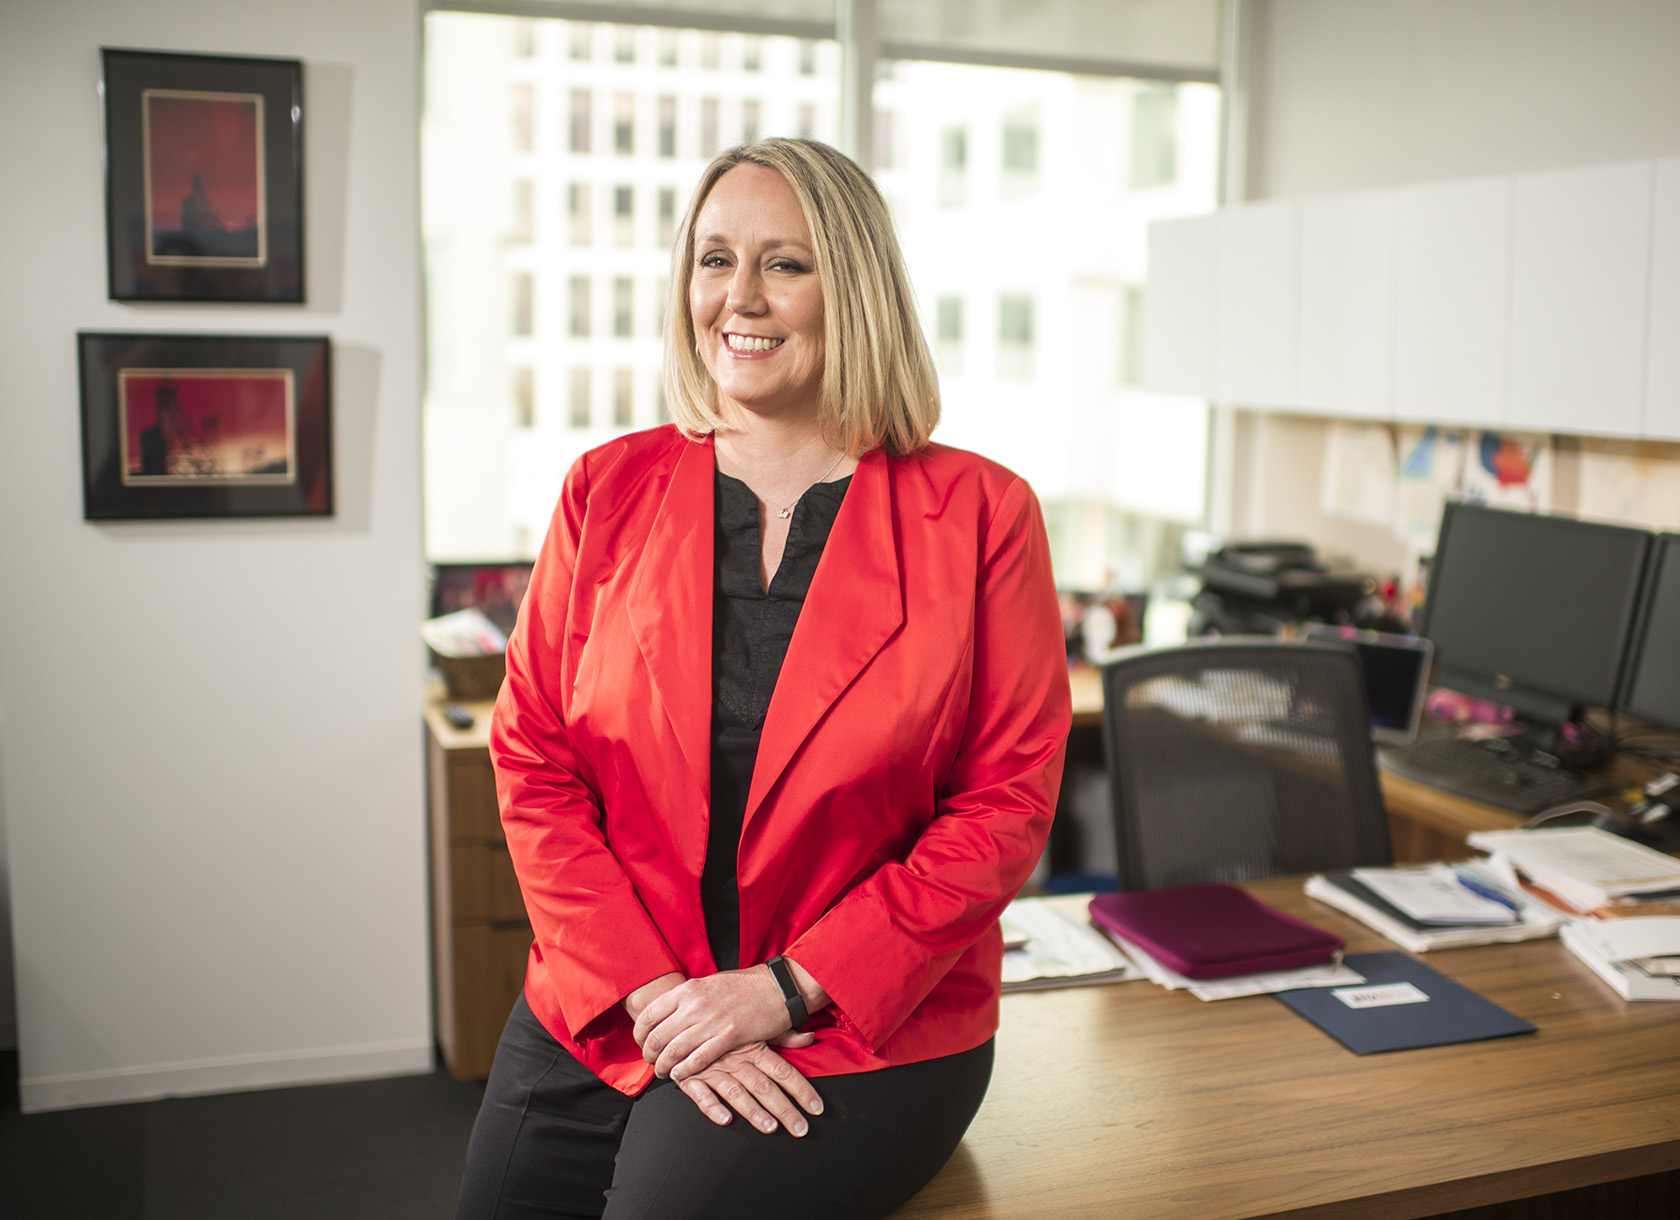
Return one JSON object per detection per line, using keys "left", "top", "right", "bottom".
{"left": 1465, "top": 827, "right": 1680, "bottom": 911}
{"left": 1561, "top": 921, "right": 1680, "bottom": 1001}
{"left": 1305, "top": 865, "right": 1563, "bottom": 953}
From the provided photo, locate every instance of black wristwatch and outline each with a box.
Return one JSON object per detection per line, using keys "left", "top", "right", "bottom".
{"left": 765, "top": 955, "right": 809, "bottom": 1029}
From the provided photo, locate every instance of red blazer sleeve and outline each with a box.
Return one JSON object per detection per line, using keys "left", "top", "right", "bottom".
{"left": 490, "top": 456, "right": 683, "bottom": 1043}
{"left": 785, "top": 475, "right": 1070, "bottom": 1050}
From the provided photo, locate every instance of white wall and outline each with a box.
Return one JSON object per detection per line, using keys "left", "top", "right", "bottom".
{"left": 0, "top": 0, "right": 430, "bottom": 1110}
{"left": 1230, "top": 0, "right": 1680, "bottom": 570}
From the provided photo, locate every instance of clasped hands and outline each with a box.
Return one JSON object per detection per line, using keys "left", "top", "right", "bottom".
{"left": 625, "top": 967, "right": 822, "bottom": 1137}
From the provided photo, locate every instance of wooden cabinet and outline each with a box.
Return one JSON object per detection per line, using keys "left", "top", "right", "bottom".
{"left": 425, "top": 700, "right": 530, "bottom": 1079}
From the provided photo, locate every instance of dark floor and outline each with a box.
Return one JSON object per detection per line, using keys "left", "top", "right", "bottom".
{"left": 0, "top": 1048, "right": 486, "bottom": 1220}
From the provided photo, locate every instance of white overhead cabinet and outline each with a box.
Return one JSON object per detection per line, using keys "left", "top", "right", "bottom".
{"left": 1297, "top": 191, "right": 1393, "bottom": 419}
{"left": 1392, "top": 177, "right": 1510, "bottom": 428}
{"left": 1508, "top": 162, "right": 1652, "bottom": 438}
{"left": 1649, "top": 158, "right": 1680, "bottom": 441}
{"left": 1142, "top": 212, "right": 1218, "bottom": 397}
{"left": 1213, "top": 200, "right": 1297, "bottom": 407}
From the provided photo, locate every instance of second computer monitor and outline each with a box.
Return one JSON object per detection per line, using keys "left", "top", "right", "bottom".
{"left": 1421, "top": 501, "right": 1651, "bottom": 725}
{"left": 1622, "top": 533, "right": 1680, "bottom": 731}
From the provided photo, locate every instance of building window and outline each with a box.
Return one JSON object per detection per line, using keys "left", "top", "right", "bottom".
{"left": 997, "top": 293, "right": 1034, "bottom": 379}
{"left": 512, "top": 83, "right": 535, "bottom": 153}
{"left": 512, "top": 19, "right": 536, "bottom": 58}
{"left": 657, "top": 187, "right": 678, "bottom": 248}
{"left": 797, "top": 103, "right": 816, "bottom": 140}
{"left": 569, "top": 275, "right": 591, "bottom": 337}
{"left": 568, "top": 22, "right": 592, "bottom": 61}
{"left": 569, "top": 367, "right": 591, "bottom": 428}
{"left": 873, "top": 108, "right": 899, "bottom": 170}
{"left": 568, "top": 183, "right": 591, "bottom": 246}
{"left": 1001, "top": 104, "right": 1040, "bottom": 198}
{"left": 614, "top": 93, "right": 635, "bottom": 155}
{"left": 699, "top": 31, "right": 720, "bottom": 70}
{"left": 798, "top": 39, "right": 817, "bottom": 75}
{"left": 742, "top": 36, "right": 763, "bottom": 72}
{"left": 938, "top": 125, "right": 967, "bottom": 208}
{"left": 657, "top": 29, "right": 679, "bottom": 67}
{"left": 512, "top": 272, "right": 534, "bottom": 336}
{"left": 510, "top": 178, "right": 534, "bottom": 243}
{"left": 614, "top": 185, "right": 634, "bottom": 246}
{"left": 936, "top": 295, "right": 964, "bottom": 374}
{"left": 1123, "top": 284, "right": 1145, "bottom": 385}
{"left": 701, "top": 98, "right": 720, "bottom": 156}
{"left": 614, "top": 277, "right": 634, "bottom": 338}
{"left": 514, "top": 365, "right": 535, "bottom": 428}
{"left": 742, "top": 100, "right": 761, "bottom": 145}
{"left": 658, "top": 95, "right": 677, "bottom": 158}
{"left": 569, "top": 90, "right": 591, "bottom": 154}
{"left": 1130, "top": 84, "right": 1179, "bottom": 190}
{"left": 613, "top": 25, "right": 636, "bottom": 64}
{"left": 613, "top": 368, "right": 634, "bottom": 426}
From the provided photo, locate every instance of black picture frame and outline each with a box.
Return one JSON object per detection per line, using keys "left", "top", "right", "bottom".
{"left": 102, "top": 48, "right": 304, "bottom": 303}
{"left": 79, "top": 332, "right": 333, "bottom": 519}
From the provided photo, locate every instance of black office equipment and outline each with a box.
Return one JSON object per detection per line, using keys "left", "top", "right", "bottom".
{"left": 1299, "top": 624, "right": 1433, "bottom": 744}
{"left": 1379, "top": 502, "right": 1651, "bottom": 813}
{"left": 1100, "top": 638, "right": 1392, "bottom": 891}
{"left": 1622, "top": 533, "right": 1680, "bottom": 732}
{"left": 1188, "top": 541, "right": 1369, "bottom": 635}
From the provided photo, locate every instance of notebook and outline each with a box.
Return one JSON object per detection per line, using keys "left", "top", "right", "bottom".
{"left": 1088, "top": 884, "right": 1344, "bottom": 980}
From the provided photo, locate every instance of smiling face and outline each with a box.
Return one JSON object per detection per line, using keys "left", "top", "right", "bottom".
{"left": 689, "top": 163, "right": 826, "bottom": 427}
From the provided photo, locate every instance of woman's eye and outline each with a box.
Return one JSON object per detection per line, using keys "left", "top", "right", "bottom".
{"left": 698, "top": 254, "right": 729, "bottom": 268}
{"left": 771, "top": 260, "right": 809, "bottom": 273}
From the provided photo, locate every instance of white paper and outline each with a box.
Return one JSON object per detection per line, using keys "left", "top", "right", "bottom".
{"left": 1352, "top": 866, "right": 1518, "bottom": 925}
{"left": 999, "top": 898, "right": 1142, "bottom": 987}
{"left": 1333, "top": 981, "right": 1430, "bottom": 1009}
{"left": 1563, "top": 917, "right": 1680, "bottom": 964}
{"left": 1459, "top": 430, "right": 1554, "bottom": 512}
{"left": 1107, "top": 933, "right": 1364, "bottom": 1001}
{"left": 1322, "top": 421, "right": 1398, "bottom": 526}
{"left": 1468, "top": 828, "right": 1680, "bottom": 893}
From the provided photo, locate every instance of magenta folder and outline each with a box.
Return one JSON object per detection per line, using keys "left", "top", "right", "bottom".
{"left": 1089, "top": 884, "right": 1344, "bottom": 979}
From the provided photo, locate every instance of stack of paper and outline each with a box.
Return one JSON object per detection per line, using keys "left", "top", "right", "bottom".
{"left": 1466, "top": 827, "right": 1680, "bottom": 913}
{"left": 999, "top": 897, "right": 1142, "bottom": 991}
{"left": 1104, "top": 931, "right": 1364, "bottom": 1002}
{"left": 1560, "top": 919, "right": 1680, "bottom": 1001}
{"left": 1305, "top": 863, "right": 1565, "bottom": 953}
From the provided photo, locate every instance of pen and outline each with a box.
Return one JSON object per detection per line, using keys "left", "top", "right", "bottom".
{"left": 1455, "top": 872, "right": 1522, "bottom": 915}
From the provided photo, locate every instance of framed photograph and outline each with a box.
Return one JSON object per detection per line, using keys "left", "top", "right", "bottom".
{"left": 79, "top": 332, "right": 332, "bottom": 519}
{"left": 102, "top": 48, "right": 304, "bottom": 302}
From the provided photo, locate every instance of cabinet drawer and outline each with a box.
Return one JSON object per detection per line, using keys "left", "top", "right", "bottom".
{"left": 451, "top": 840, "right": 529, "bottom": 924}
{"left": 439, "top": 922, "right": 532, "bottom": 1080}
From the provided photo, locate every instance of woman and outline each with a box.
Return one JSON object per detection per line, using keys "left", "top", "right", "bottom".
{"left": 458, "top": 138, "right": 1070, "bottom": 1220}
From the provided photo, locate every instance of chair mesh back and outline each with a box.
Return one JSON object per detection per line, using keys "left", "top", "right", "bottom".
{"left": 1100, "top": 639, "right": 1393, "bottom": 891}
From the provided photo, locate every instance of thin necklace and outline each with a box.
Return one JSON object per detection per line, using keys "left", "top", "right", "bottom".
{"left": 776, "top": 451, "right": 847, "bottom": 519}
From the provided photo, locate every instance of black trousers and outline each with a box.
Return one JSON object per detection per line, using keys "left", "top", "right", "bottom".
{"left": 456, "top": 994, "right": 993, "bottom": 1220}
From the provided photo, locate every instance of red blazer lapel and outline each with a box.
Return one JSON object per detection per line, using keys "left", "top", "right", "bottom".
{"left": 746, "top": 448, "right": 904, "bottom": 820}
{"left": 626, "top": 435, "right": 715, "bottom": 804}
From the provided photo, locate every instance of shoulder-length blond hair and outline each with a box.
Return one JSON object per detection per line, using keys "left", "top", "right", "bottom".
{"left": 663, "top": 138, "right": 940, "bottom": 457}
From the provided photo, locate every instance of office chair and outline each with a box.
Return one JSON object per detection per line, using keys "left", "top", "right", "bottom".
{"left": 1100, "top": 637, "right": 1393, "bottom": 891}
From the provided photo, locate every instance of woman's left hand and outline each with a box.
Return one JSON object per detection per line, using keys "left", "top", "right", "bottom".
{"left": 633, "top": 966, "right": 812, "bottom": 1082}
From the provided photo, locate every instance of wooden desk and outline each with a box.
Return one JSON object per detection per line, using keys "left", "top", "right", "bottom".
{"left": 893, "top": 876, "right": 1680, "bottom": 1219}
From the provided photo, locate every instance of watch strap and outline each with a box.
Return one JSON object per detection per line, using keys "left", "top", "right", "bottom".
{"left": 765, "top": 955, "right": 809, "bottom": 1029}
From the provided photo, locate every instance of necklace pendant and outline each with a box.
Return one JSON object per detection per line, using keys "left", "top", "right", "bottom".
{"left": 777, "top": 506, "right": 792, "bottom": 519}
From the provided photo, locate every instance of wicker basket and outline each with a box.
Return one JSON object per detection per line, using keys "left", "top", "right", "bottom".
{"left": 433, "top": 650, "right": 507, "bottom": 701}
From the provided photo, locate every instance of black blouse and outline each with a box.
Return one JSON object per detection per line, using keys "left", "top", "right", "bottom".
{"left": 703, "top": 468, "right": 851, "bottom": 971}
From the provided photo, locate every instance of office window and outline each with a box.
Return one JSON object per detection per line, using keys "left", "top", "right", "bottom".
{"left": 658, "top": 95, "right": 677, "bottom": 158}
{"left": 701, "top": 98, "right": 720, "bottom": 156}
{"left": 613, "top": 368, "right": 634, "bottom": 426}
{"left": 874, "top": 109, "right": 900, "bottom": 171}
{"left": 569, "top": 90, "right": 592, "bottom": 153}
{"left": 798, "top": 39, "right": 817, "bottom": 75}
{"left": 613, "top": 26, "right": 636, "bottom": 64}
{"left": 512, "top": 272, "right": 534, "bottom": 336}
{"left": 568, "top": 22, "right": 592, "bottom": 61}
{"left": 567, "top": 182, "right": 591, "bottom": 246}
{"left": 510, "top": 178, "right": 534, "bottom": 244}
{"left": 614, "top": 93, "right": 634, "bottom": 155}
{"left": 514, "top": 365, "right": 535, "bottom": 428}
{"left": 938, "top": 126, "right": 967, "bottom": 208}
{"left": 699, "top": 32, "right": 720, "bottom": 70}
{"left": 569, "top": 275, "right": 590, "bottom": 337}
{"left": 742, "top": 100, "right": 761, "bottom": 145}
{"left": 657, "top": 187, "right": 678, "bottom": 247}
{"left": 614, "top": 276, "right": 634, "bottom": 338}
{"left": 1130, "top": 84, "right": 1178, "bottom": 190}
{"left": 1122, "top": 285, "right": 1145, "bottom": 386}
{"left": 511, "top": 84, "right": 535, "bottom": 153}
{"left": 997, "top": 293, "right": 1033, "bottom": 379}
{"left": 1001, "top": 104, "right": 1040, "bottom": 197}
{"left": 742, "top": 36, "right": 763, "bottom": 72}
{"left": 797, "top": 103, "right": 816, "bottom": 140}
{"left": 657, "top": 29, "right": 679, "bottom": 67}
{"left": 936, "top": 295, "right": 964, "bottom": 375}
{"left": 568, "top": 367, "right": 591, "bottom": 428}
{"left": 512, "top": 19, "right": 536, "bottom": 58}
{"left": 654, "top": 275, "right": 669, "bottom": 334}
{"left": 613, "top": 185, "right": 634, "bottom": 246}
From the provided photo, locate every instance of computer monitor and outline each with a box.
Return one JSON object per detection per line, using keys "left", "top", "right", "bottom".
{"left": 1622, "top": 533, "right": 1680, "bottom": 731}
{"left": 1299, "top": 624, "right": 1433, "bottom": 744}
{"left": 1420, "top": 501, "right": 1651, "bottom": 743}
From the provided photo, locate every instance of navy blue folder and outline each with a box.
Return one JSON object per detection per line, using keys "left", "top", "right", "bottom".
{"left": 1273, "top": 951, "right": 1537, "bottom": 1054}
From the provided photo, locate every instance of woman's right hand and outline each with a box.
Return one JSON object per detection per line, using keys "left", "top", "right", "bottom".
{"left": 675, "top": 1041, "right": 824, "bottom": 1137}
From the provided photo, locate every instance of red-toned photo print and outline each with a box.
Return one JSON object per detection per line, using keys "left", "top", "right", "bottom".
{"left": 119, "top": 369, "right": 294, "bottom": 486}
{"left": 143, "top": 90, "right": 266, "bottom": 266}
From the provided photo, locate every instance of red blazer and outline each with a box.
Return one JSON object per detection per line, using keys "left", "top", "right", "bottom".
{"left": 491, "top": 426, "right": 1070, "bottom": 1094}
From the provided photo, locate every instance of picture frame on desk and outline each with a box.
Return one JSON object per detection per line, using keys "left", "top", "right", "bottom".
{"left": 101, "top": 48, "right": 305, "bottom": 303}
{"left": 77, "top": 332, "right": 333, "bottom": 520}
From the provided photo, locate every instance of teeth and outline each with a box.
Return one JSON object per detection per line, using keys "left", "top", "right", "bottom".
{"left": 727, "top": 335, "right": 783, "bottom": 352}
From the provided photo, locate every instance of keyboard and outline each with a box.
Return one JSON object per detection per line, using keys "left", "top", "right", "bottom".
{"left": 1378, "top": 734, "right": 1607, "bottom": 814}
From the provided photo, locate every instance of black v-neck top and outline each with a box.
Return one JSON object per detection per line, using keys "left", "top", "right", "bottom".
{"left": 703, "top": 468, "right": 851, "bottom": 971}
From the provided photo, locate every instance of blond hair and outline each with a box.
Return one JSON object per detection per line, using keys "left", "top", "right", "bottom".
{"left": 662, "top": 138, "right": 940, "bottom": 456}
